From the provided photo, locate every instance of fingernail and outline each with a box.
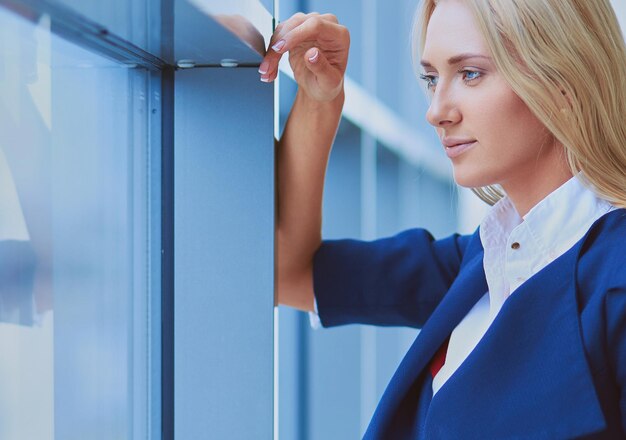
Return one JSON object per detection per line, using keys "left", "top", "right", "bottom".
{"left": 258, "top": 60, "right": 269, "bottom": 74}
{"left": 271, "top": 39, "right": 286, "bottom": 52}
{"left": 308, "top": 49, "right": 319, "bottom": 63}
{"left": 260, "top": 75, "right": 270, "bottom": 83}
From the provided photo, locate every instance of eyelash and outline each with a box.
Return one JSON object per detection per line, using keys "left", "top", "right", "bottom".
{"left": 418, "top": 69, "right": 482, "bottom": 90}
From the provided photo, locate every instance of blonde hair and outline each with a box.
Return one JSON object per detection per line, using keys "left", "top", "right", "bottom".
{"left": 413, "top": 0, "right": 626, "bottom": 207}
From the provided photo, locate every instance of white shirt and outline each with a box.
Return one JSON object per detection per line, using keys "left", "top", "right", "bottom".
{"left": 432, "top": 175, "right": 614, "bottom": 395}
{"left": 309, "top": 295, "right": 322, "bottom": 329}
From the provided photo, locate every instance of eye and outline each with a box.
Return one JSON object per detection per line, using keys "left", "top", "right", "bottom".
{"left": 418, "top": 73, "right": 438, "bottom": 90}
{"left": 461, "top": 69, "right": 482, "bottom": 83}
{"left": 418, "top": 69, "right": 483, "bottom": 90}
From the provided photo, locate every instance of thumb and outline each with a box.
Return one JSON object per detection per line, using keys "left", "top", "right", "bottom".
{"left": 304, "top": 47, "right": 342, "bottom": 91}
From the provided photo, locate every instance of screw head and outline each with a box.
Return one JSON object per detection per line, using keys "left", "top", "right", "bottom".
{"left": 220, "top": 58, "right": 238, "bottom": 68}
{"left": 177, "top": 59, "right": 196, "bottom": 69}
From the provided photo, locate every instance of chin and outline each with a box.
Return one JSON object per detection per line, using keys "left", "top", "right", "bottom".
{"left": 451, "top": 165, "right": 498, "bottom": 189}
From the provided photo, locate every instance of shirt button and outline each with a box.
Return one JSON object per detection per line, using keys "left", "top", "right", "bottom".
{"left": 511, "top": 242, "right": 521, "bottom": 250}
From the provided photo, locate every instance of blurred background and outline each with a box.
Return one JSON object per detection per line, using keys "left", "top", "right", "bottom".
{"left": 0, "top": 0, "right": 624, "bottom": 439}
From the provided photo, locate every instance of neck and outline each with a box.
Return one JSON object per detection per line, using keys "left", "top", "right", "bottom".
{"left": 502, "top": 167, "right": 573, "bottom": 218}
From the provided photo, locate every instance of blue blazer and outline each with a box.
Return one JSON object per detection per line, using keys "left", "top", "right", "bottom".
{"left": 313, "top": 208, "right": 626, "bottom": 439}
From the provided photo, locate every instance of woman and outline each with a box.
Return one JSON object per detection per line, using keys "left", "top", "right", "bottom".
{"left": 263, "top": 0, "right": 626, "bottom": 438}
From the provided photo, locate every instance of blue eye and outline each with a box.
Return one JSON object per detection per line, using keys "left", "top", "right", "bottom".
{"left": 418, "top": 70, "right": 482, "bottom": 90}
{"left": 418, "top": 73, "right": 438, "bottom": 89}
{"left": 462, "top": 70, "right": 481, "bottom": 82}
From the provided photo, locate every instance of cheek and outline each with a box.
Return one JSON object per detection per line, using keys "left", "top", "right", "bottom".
{"left": 474, "top": 87, "right": 546, "bottom": 156}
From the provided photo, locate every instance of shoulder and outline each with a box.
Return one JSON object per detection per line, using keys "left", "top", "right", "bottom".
{"left": 578, "top": 208, "right": 626, "bottom": 289}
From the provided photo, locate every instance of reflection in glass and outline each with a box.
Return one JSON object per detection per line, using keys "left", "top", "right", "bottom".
{"left": 55, "top": 0, "right": 160, "bottom": 54}
{"left": 0, "top": 150, "right": 36, "bottom": 326}
{"left": 0, "top": 7, "right": 154, "bottom": 440}
{"left": 188, "top": 0, "right": 272, "bottom": 55}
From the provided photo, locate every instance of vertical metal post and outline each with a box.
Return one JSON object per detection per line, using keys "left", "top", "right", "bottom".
{"left": 360, "top": 0, "right": 378, "bottom": 435}
{"left": 160, "top": 0, "right": 175, "bottom": 438}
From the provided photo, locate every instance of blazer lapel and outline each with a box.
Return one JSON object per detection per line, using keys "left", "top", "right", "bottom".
{"left": 422, "top": 239, "right": 607, "bottom": 439}
{"left": 364, "top": 234, "right": 488, "bottom": 439}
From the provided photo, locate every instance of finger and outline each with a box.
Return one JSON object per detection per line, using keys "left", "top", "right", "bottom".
{"left": 273, "top": 12, "right": 310, "bottom": 42}
{"left": 264, "top": 20, "right": 345, "bottom": 82}
{"left": 304, "top": 47, "right": 343, "bottom": 92}
{"left": 260, "top": 13, "right": 342, "bottom": 81}
{"left": 320, "top": 13, "right": 338, "bottom": 24}
{"left": 271, "top": 16, "right": 347, "bottom": 56}
{"left": 259, "top": 12, "right": 308, "bottom": 77}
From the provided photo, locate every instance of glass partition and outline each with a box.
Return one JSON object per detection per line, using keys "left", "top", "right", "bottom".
{"left": 0, "top": 8, "right": 159, "bottom": 439}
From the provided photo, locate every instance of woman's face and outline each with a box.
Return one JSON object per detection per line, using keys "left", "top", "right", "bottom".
{"left": 420, "top": 0, "right": 561, "bottom": 193}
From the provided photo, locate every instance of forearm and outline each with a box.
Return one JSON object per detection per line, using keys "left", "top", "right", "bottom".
{"left": 276, "top": 88, "right": 344, "bottom": 310}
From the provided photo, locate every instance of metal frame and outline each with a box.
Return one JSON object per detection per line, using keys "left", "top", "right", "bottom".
{"left": 161, "top": 66, "right": 175, "bottom": 440}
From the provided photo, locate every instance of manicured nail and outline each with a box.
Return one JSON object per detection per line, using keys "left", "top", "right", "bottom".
{"left": 260, "top": 75, "right": 270, "bottom": 83}
{"left": 308, "top": 49, "right": 319, "bottom": 63}
{"left": 258, "top": 60, "right": 269, "bottom": 74}
{"left": 272, "top": 39, "right": 286, "bottom": 52}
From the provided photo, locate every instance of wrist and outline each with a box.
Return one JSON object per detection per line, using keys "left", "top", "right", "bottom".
{"left": 296, "top": 86, "right": 345, "bottom": 112}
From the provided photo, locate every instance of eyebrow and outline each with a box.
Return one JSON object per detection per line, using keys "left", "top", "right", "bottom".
{"left": 420, "top": 53, "right": 492, "bottom": 68}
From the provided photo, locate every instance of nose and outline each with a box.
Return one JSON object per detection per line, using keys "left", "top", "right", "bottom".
{"left": 425, "top": 86, "right": 461, "bottom": 128}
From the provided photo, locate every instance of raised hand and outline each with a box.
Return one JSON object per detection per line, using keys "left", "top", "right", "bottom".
{"left": 259, "top": 12, "right": 350, "bottom": 102}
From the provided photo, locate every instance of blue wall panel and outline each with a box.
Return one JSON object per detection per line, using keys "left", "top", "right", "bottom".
{"left": 175, "top": 67, "right": 274, "bottom": 439}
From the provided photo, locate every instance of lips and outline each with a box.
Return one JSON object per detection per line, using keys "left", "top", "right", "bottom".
{"left": 444, "top": 141, "right": 477, "bottom": 158}
{"left": 442, "top": 137, "right": 476, "bottom": 148}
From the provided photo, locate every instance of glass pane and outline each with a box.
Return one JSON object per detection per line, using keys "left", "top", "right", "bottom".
{"left": 0, "top": 7, "right": 157, "bottom": 440}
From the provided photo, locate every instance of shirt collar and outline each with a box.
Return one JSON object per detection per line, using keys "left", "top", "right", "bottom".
{"left": 518, "top": 175, "right": 613, "bottom": 257}
{"left": 479, "top": 196, "right": 521, "bottom": 251}
{"left": 479, "top": 174, "right": 614, "bottom": 255}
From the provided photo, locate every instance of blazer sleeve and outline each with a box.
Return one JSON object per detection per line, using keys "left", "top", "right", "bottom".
{"left": 312, "top": 228, "right": 471, "bottom": 328}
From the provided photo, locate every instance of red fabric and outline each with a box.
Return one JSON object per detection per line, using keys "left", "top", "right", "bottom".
{"left": 429, "top": 336, "right": 451, "bottom": 378}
